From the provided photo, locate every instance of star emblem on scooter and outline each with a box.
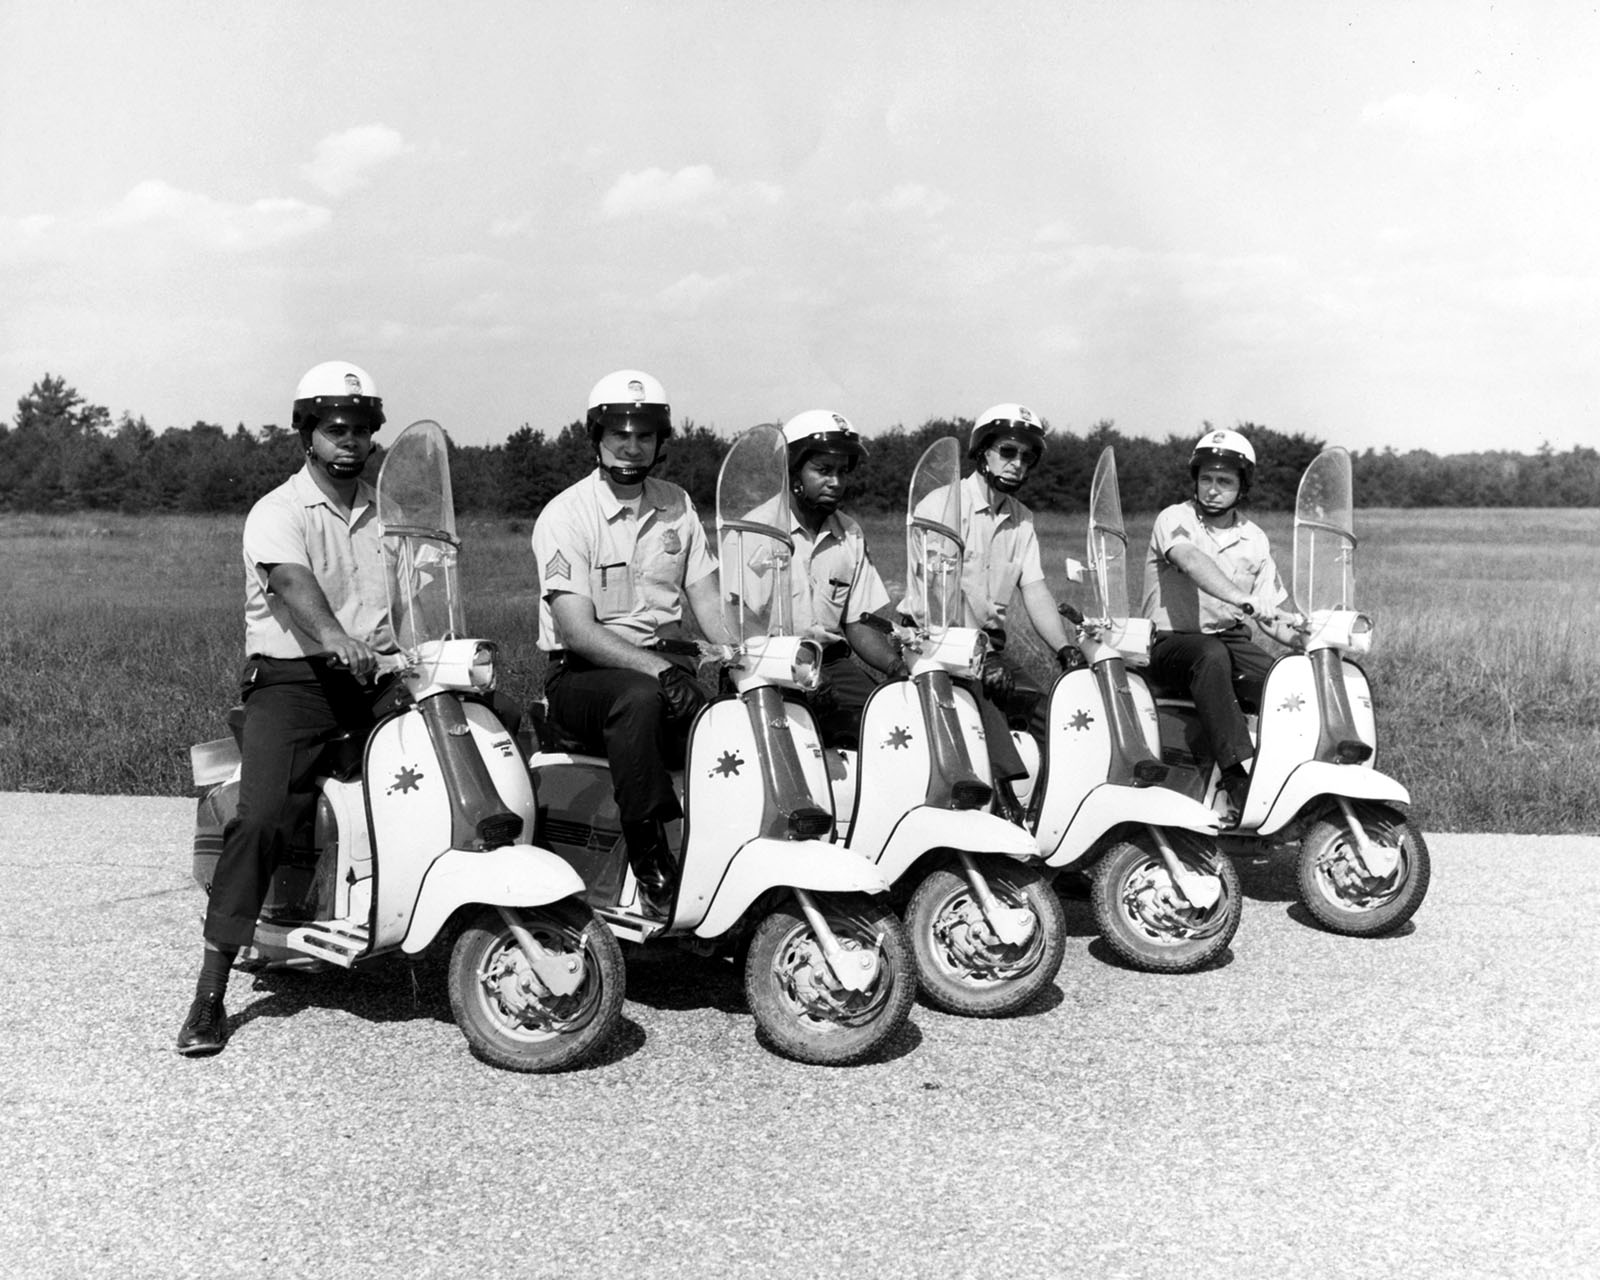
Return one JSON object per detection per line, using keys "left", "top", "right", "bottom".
{"left": 885, "top": 726, "right": 913, "bottom": 750}
{"left": 712, "top": 751, "right": 744, "bottom": 777}
{"left": 1279, "top": 694, "right": 1306, "bottom": 713}
{"left": 388, "top": 765, "right": 424, "bottom": 795}
{"left": 1070, "top": 709, "right": 1095, "bottom": 731}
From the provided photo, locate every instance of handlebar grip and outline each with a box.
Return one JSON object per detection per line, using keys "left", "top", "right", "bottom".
{"left": 1058, "top": 603, "right": 1086, "bottom": 626}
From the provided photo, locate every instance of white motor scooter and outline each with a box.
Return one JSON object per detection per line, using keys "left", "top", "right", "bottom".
{"left": 991, "top": 446, "right": 1240, "bottom": 973}
{"left": 525, "top": 424, "right": 915, "bottom": 1066}
{"left": 1149, "top": 446, "right": 1430, "bottom": 935}
{"left": 822, "top": 437, "right": 1065, "bottom": 1016}
{"left": 190, "top": 420, "right": 625, "bottom": 1073}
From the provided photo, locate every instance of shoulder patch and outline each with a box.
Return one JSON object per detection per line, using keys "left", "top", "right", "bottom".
{"left": 544, "top": 550, "right": 572, "bottom": 581}
{"left": 1171, "top": 526, "right": 1191, "bottom": 541}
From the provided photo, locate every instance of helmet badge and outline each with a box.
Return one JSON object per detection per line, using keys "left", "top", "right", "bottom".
{"left": 831, "top": 413, "right": 849, "bottom": 430}
{"left": 343, "top": 372, "right": 363, "bottom": 394}
{"left": 627, "top": 379, "right": 646, "bottom": 401}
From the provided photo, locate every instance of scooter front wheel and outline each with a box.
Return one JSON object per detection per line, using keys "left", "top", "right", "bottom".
{"left": 907, "top": 862, "right": 1065, "bottom": 1017}
{"left": 1092, "top": 834, "right": 1242, "bottom": 973}
{"left": 448, "top": 901, "right": 625, "bottom": 1073}
{"left": 1297, "top": 805, "right": 1430, "bottom": 936}
{"left": 744, "top": 895, "right": 914, "bottom": 1066}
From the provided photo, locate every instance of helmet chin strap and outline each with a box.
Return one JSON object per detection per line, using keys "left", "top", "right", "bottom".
{"left": 597, "top": 442, "right": 657, "bottom": 487}
{"left": 981, "top": 463, "right": 1024, "bottom": 495}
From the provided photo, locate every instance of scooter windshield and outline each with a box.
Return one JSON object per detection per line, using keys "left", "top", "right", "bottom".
{"left": 904, "top": 437, "right": 965, "bottom": 642}
{"left": 716, "top": 423, "right": 794, "bottom": 644}
{"left": 376, "top": 419, "right": 465, "bottom": 655}
{"left": 1087, "top": 445, "right": 1131, "bottom": 621}
{"left": 1293, "top": 446, "right": 1356, "bottom": 614}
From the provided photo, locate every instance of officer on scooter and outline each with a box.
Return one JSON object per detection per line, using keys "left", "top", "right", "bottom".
{"left": 177, "top": 361, "right": 400, "bottom": 1057}
{"left": 776, "top": 411, "right": 908, "bottom": 747}
{"left": 901, "top": 404, "right": 1077, "bottom": 809}
{"left": 1140, "top": 429, "right": 1306, "bottom": 820}
{"left": 532, "top": 370, "right": 732, "bottom": 918}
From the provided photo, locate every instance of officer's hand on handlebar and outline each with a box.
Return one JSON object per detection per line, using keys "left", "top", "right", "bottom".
{"left": 979, "top": 653, "right": 1014, "bottom": 703}
{"left": 657, "top": 664, "right": 711, "bottom": 725}
{"left": 322, "top": 634, "right": 380, "bottom": 680}
{"left": 809, "top": 669, "right": 838, "bottom": 717}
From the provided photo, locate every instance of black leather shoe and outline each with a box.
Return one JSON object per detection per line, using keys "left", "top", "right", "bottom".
{"left": 634, "top": 878, "right": 675, "bottom": 920}
{"left": 176, "top": 993, "right": 228, "bottom": 1056}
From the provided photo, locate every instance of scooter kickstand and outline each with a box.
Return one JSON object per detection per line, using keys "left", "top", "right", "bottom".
{"left": 1332, "top": 797, "right": 1401, "bottom": 880}
{"left": 955, "top": 851, "right": 1036, "bottom": 947}
{"left": 497, "top": 906, "right": 586, "bottom": 997}
{"left": 793, "top": 889, "right": 880, "bottom": 994}
{"left": 1147, "top": 826, "right": 1222, "bottom": 910}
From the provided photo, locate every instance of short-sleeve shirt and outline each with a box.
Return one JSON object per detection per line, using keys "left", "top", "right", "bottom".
{"left": 241, "top": 466, "right": 393, "bottom": 658}
{"left": 788, "top": 509, "right": 890, "bottom": 644}
{"left": 532, "top": 470, "right": 717, "bottom": 651}
{"left": 1141, "top": 500, "right": 1287, "bottom": 633}
{"left": 896, "top": 471, "right": 1045, "bottom": 631}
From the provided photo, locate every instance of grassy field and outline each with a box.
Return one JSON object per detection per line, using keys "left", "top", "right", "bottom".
{"left": 3, "top": 507, "right": 1596, "bottom": 833}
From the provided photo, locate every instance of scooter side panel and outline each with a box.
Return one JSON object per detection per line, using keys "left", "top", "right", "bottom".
{"left": 677, "top": 699, "right": 771, "bottom": 929}
{"left": 693, "top": 837, "right": 891, "bottom": 939}
{"left": 1032, "top": 669, "right": 1114, "bottom": 856}
{"left": 1245, "top": 656, "right": 1320, "bottom": 829}
{"left": 848, "top": 681, "right": 932, "bottom": 856}
{"left": 401, "top": 844, "right": 587, "bottom": 953}
{"left": 873, "top": 805, "right": 1038, "bottom": 883}
{"left": 1256, "top": 761, "right": 1410, "bottom": 836}
{"left": 1344, "top": 660, "right": 1378, "bottom": 764}
{"left": 466, "top": 700, "right": 537, "bottom": 840}
{"left": 366, "top": 711, "right": 454, "bottom": 950}
{"left": 1126, "top": 675, "right": 1164, "bottom": 756}
{"left": 950, "top": 682, "right": 995, "bottom": 786}
{"left": 1042, "top": 783, "right": 1221, "bottom": 867}
{"left": 783, "top": 695, "right": 836, "bottom": 814}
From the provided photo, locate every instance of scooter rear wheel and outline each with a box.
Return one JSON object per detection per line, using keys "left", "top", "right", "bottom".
{"left": 1092, "top": 834, "right": 1242, "bottom": 973}
{"left": 448, "top": 901, "right": 625, "bottom": 1073}
{"left": 907, "top": 862, "right": 1065, "bottom": 1017}
{"left": 744, "top": 895, "right": 914, "bottom": 1066}
{"left": 1297, "top": 805, "right": 1430, "bottom": 936}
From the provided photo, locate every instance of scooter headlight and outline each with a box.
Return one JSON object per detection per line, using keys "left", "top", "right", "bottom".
{"left": 470, "top": 642, "right": 498, "bottom": 689}
{"left": 790, "top": 640, "right": 822, "bottom": 692}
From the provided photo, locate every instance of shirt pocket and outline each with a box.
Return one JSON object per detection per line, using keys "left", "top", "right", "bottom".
{"left": 591, "top": 561, "right": 634, "bottom": 619}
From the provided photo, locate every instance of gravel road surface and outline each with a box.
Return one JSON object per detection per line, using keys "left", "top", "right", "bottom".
{"left": 1, "top": 793, "right": 1594, "bottom": 1279}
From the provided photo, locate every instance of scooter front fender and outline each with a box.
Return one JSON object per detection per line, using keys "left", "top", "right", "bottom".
{"left": 1043, "top": 784, "right": 1221, "bottom": 868}
{"left": 1256, "top": 762, "right": 1411, "bottom": 836}
{"left": 870, "top": 805, "right": 1040, "bottom": 883}
{"left": 693, "top": 838, "right": 892, "bottom": 940}
{"left": 401, "top": 844, "right": 587, "bottom": 954}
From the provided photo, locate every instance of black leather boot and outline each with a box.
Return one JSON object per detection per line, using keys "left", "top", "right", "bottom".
{"left": 621, "top": 819, "right": 678, "bottom": 919}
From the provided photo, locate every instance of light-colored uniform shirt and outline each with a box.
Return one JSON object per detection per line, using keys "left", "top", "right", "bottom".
{"left": 789, "top": 509, "right": 890, "bottom": 644}
{"left": 242, "top": 466, "right": 392, "bottom": 658}
{"left": 532, "top": 469, "right": 717, "bottom": 651}
{"left": 1141, "top": 499, "right": 1287, "bottom": 633}
{"left": 897, "top": 471, "right": 1046, "bottom": 632}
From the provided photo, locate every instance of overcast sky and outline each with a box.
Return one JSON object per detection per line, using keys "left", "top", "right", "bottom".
{"left": 2, "top": 0, "right": 1596, "bottom": 456}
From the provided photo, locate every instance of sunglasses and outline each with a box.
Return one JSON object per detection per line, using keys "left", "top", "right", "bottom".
{"left": 992, "top": 442, "right": 1040, "bottom": 466}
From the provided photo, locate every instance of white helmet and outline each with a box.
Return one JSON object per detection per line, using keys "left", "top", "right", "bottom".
{"left": 585, "top": 369, "right": 671, "bottom": 484}
{"left": 291, "top": 360, "right": 384, "bottom": 436}
{"left": 782, "top": 410, "right": 866, "bottom": 472}
{"left": 969, "top": 403, "right": 1047, "bottom": 461}
{"left": 1189, "top": 428, "right": 1256, "bottom": 487}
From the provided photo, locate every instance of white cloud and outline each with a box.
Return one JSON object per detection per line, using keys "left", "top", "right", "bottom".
{"left": 656, "top": 272, "right": 730, "bottom": 315}
{"left": 600, "top": 165, "right": 781, "bottom": 225}
{"left": 301, "top": 125, "right": 411, "bottom": 197}
{"left": 1362, "top": 91, "right": 1478, "bottom": 137}
{"left": 99, "top": 180, "right": 330, "bottom": 251}
{"left": 846, "top": 183, "right": 950, "bottom": 221}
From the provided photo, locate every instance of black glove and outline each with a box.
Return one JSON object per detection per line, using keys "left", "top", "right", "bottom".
{"left": 1055, "top": 643, "right": 1083, "bottom": 673}
{"left": 657, "top": 664, "right": 710, "bottom": 725}
{"left": 809, "top": 670, "right": 838, "bottom": 717}
{"left": 885, "top": 658, "right": 911, "bottom": 681}
{"left": 979, "top": 653, "right": 1014, "bottom": 703}
{"left": 981, "top": 625, "right": 1008, "bottom": 654}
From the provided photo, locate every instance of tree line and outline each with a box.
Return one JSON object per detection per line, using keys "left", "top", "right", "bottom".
{"left": 4, "top": 374, "right": 1597, "bottom": 517}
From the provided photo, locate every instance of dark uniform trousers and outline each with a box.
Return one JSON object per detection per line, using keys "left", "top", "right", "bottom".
{"left": 812, "top": 646, "right": 886, "bottom": 750}
{"left": 543, "top": 652, "right": 693, "bottom": 826}
{"left": 970, "top": 652, "right": 1051, "bottom": 784}
{"left": 1147, "top": 624, "right": 1274, "bottom": 772}
{"left": 205, "top": 656, "right": 401, "bottom": 950}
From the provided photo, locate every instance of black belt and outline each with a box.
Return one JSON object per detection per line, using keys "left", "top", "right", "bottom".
{"left": 820, "top": 641, "right": 850, "bottom": 663}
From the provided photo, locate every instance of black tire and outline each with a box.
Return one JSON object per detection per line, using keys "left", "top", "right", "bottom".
{"left": 907, "top": 861, "right": 1065, "bottom": 1017}
{"left": 447, "top": 901, "right": 625, "bottom": 1073}
{"left": 743, "top": 895, "right": 914, "bottom": 1066}
{"left": 1092, "top": 833, "right": 1242, "bottom": 973}
{"left": 1297, "top": 805, "right": 1430, "bottom": 937}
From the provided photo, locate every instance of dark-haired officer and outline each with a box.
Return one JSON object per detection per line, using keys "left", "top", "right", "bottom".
{"left": 178, "top": 360, "right": 399, "bottom": 1057}
{"left": 531, "top": 370, "right": 732, "bottom": 918}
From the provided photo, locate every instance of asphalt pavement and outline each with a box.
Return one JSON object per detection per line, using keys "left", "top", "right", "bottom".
{"left": 0, "top": 792, "right": 1595, "bottom": 1280}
